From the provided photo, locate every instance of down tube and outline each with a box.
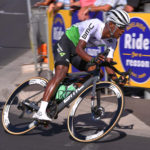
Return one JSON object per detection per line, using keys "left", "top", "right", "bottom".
{"left": 57, "top": 77, "right": 98, "bottom": 113}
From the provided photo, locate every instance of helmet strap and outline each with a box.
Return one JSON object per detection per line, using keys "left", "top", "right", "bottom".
{"left": 107, "top": 22, "right": 118, "bottom": 38}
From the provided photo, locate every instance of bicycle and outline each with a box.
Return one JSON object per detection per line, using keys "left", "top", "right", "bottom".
{"left": 2, "top": 51, "right": 132, "bottom": 142}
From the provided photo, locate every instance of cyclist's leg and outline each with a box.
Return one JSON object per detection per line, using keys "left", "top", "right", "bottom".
{"left": 71, "top": 55, "right": 91, "bottom": 87}
{"left": 33, "top": 34, "right": 71, "bottom": 121}
{"left": 43, "top": 65, "right": 69, "bottom": 102}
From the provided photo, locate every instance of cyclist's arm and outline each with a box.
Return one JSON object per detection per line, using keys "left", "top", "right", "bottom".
{"left": 54, "top": 2, "right": 64, "bottom": 11}
{"left": 104, "top": 39, "right": 118, "bottom": 80}
{"left": 87, "top": 4, "right": 112, "bottom": 12}
{"left": 76, "top": 40, "right": 92, "bottom": 62}
{"left": 76, "top": 19, "right": 101, "bottom": 62}
{"left": 105, "top": 58, "right": 118, "bottom": 80}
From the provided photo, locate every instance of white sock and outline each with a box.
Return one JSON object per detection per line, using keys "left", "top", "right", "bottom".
{"left": 38, "top": 101, "right": 48, "bottom": 114}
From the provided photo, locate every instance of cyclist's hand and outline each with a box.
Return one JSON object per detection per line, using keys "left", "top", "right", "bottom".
{"left": 90, "top": 54, "right": 105, "bottom": 64}
{"left": 114, "top": 76, "right": 127, "bottom": 86}
{"left": 34, "top": 2, "right": 47, "bottom": 6}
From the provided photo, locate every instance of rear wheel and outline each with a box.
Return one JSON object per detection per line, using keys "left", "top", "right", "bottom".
{"left": 67, "top": 81, "right": 124, "bottom": 142}
{"left": 2, "top": 77, "right": 48, "bottom": 135}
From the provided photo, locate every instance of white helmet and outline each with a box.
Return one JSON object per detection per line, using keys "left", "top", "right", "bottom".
{"left": 106, "top": 9, "right": 130, "bottom": 27}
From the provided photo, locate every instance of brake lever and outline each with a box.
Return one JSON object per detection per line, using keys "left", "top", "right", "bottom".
{"left": 110, "top": 61, "right": 117, "bottom": 65}
{"left": 127, "top": 68, "right": 132, "bottom": 84}
{"left": 119, "top": 68, "right": 132, "bottom": 85}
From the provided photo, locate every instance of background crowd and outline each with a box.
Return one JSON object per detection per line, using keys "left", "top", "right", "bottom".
{"left": 33, "top": 0, "right": 150, "bottom": 20}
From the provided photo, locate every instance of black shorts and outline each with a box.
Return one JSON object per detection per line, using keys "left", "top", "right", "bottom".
{"left": 53, "top": 34, "right": 89, "bottom": 71}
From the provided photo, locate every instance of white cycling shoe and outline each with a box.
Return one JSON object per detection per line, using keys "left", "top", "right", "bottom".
{"left": 32, "top": 111, "right": 52, "bottom": 122}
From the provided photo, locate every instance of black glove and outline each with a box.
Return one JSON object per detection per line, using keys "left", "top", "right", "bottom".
{"left": 114, "top": 76, "right": 127, "bottom": 86}
{"left": 90, "top": 54, "right": 105, "bottom": 65}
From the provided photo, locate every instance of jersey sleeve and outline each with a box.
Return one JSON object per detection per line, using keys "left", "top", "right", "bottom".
{"left": 105, "top": 38, "right": 117, "bottom": 59}
{"left": 79, "top": 19, "right": 100, "bottom": 43}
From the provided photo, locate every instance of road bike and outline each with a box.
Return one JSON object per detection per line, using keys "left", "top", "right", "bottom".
{"left": 2, "top": 51, "right": 131, "bottom": 142}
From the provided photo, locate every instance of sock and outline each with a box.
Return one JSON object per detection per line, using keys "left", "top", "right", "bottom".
{"left": 38, "top": 101, "right": 48, "bottom": 114}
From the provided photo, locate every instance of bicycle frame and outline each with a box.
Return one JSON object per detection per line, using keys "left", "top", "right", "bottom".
{"left": 57, "top": 75, "right": 100, "bottom": 114}
{"left": 20, "top": 61, "right": 131, "bottom": 118}
{"left": 56, "top": 63, "right": 132, "bottom": 115}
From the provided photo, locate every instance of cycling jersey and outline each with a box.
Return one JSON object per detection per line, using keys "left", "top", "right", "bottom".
{"left": 66, "top": 18, "right": 117, "bottom": 59}
{"left": 54, "top": 18, "right": 118, "bottom": 70}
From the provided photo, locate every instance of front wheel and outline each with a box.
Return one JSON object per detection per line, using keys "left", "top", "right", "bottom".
{"left": 2, "top": 77, "right": 48, "bottom": 135}
{"left": 67, "top": 81, "right": 124, "bottom": 142}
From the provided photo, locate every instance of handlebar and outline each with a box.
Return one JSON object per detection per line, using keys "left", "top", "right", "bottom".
{"left": 98, "top": 50, "right": 132, "bottom": 85}
{"left": 100, "top": 61, "right": 132, "bottom": 77}
{"left": 67, "top": 50, "right": 132, "bottom": 85}
{"left": 97, "top": 49, "right": 132, "bottom": 77}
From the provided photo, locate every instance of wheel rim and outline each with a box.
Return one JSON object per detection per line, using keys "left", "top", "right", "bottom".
{"left": 2, "top": 77, "right": 47, "bottom": 135}
{"left": 68, "top": 82, "right": 124, "bottom": 142}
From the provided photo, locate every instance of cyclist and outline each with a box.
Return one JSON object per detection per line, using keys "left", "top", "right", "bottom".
{"left": 33, "top": 9, "right": 130, "bottom": 121}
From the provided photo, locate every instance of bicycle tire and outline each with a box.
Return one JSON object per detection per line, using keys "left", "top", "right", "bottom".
{"left": 2, "top": 77, "right": 48, "bottom": 135}
{"left": 67, "top": 81, "right": 124, "bottom": 142}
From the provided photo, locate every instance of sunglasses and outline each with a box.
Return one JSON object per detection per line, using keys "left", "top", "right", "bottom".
{"left": 116, "top": 24, "right": 127, "bottom": 30}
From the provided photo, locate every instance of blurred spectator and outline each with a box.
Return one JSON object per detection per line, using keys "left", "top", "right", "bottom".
{"left": 70, "top": 0, "right": 95, "bottom": 10}
{"left": 70, "top": 0, "right": 80, "bottom": 11}
{"left": 70, "top": 0, "right": 96, "bottom": 20}
{"left": 79, "top": 0, "right": 127, "bottom": 21}
{"left": 47, "top": 0, "right": 71, "bottom": 14}
{"left": 34, "top": 0, "right": 72, "bottom": 14}
{"left": 124, "top": 0, "right": 150, "bottom": 12}
{"left": 34, "top": 0, "right": 55, "bottom": 7}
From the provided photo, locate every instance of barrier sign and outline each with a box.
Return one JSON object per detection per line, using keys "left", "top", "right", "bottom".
{"left": 48, "top": 10, "right": 72, "bottom": 71}
{"left": 114, "top": 13, "right": 150, "bottom": 88}
{"left": 52, "top": 13, "right": 65, "bottom": 48}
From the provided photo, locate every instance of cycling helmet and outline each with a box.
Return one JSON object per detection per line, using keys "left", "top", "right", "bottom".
{"left": 106, "top": 9, "right": 130, "bottom": 27}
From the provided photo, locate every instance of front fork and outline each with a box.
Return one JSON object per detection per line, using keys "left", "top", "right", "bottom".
{"left": 91, "top": 77, "right": 104, "bottom": 120}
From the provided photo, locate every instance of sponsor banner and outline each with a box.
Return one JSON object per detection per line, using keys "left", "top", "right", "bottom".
{"left": 114, "top": 13, "right": 150, "bottom": 88}
{"left": 47, "top": 10, "right": 72, "bottom": 71}
{"left": 52, "top": 13, "right": 65, "bottom": 48}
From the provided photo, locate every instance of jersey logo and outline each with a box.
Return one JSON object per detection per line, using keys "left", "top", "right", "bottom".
{"left": 82, "top": 23, "right": 94, "bottom": 40}
{"left": 59, "top": 52, "right": 66, "bottom": 57}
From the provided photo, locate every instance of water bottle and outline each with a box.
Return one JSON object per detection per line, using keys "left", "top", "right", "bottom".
{"left": 55, "top": 84, "right": 76, "bottom": 102}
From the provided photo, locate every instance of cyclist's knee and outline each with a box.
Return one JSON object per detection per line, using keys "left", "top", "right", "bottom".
{"left": 87, "top": 65, "right": 96, "bottom": 71}
{"left": 54, "top": 65, "right": 68, "bottom": 81}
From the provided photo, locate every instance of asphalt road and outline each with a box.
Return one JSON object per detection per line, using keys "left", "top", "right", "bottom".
{"left": 0, "top": 108, "right": 150, "bottom": 150}
{"left": 0, "top": 95, "right": 150, "bottom": 150}
{"left": 0, "top": 0, "right": 39, "bottom": 66}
